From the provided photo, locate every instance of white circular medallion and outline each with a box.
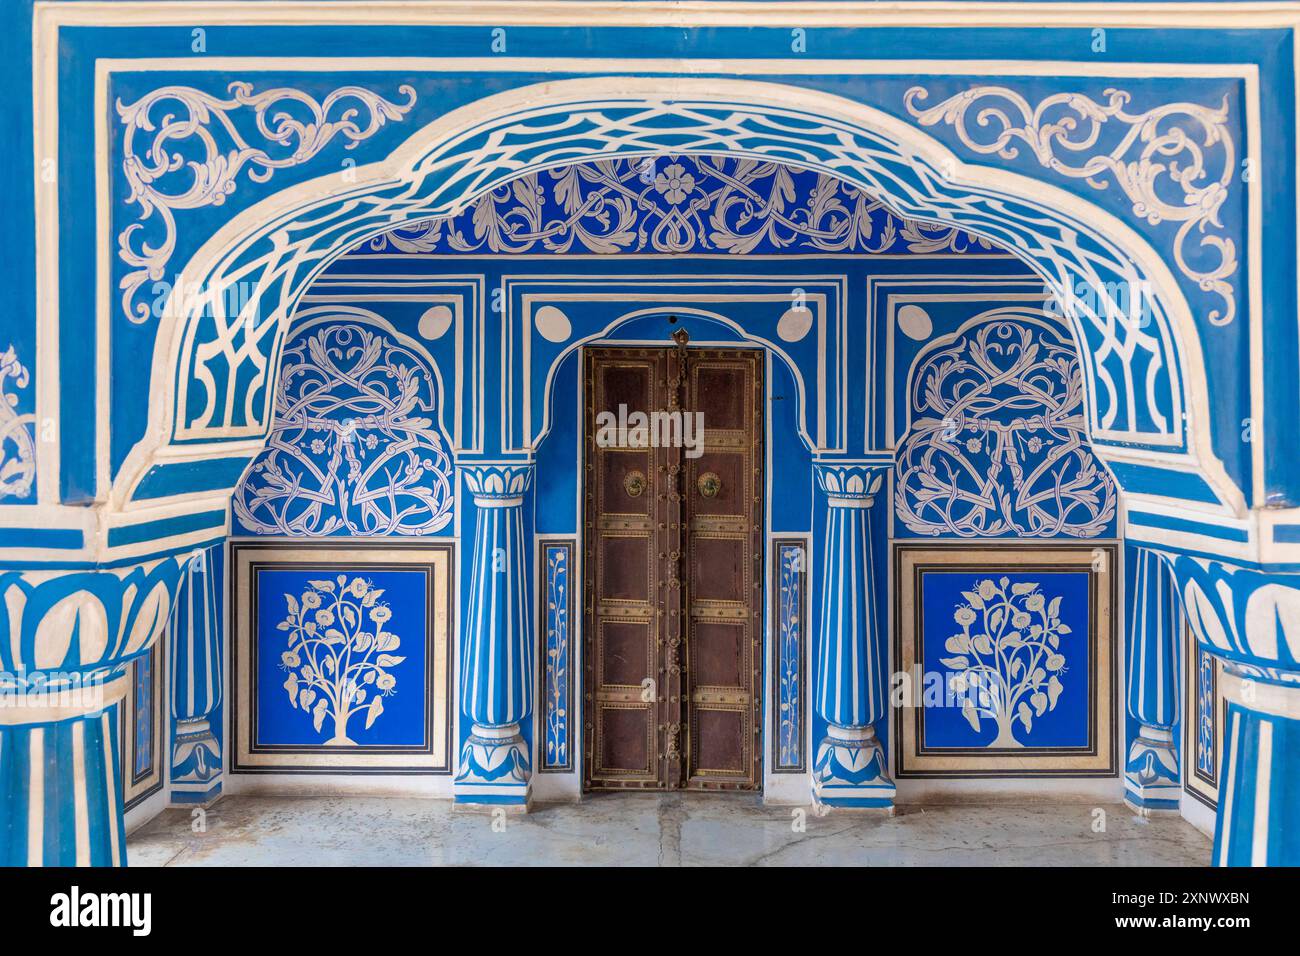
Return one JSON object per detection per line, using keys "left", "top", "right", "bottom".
{"left": 897, "top": 304, "right": 933, "bottom": 341}
{"left": 418, "top": 304, "right": 454, "bottom": 340}
{"left": 777, "top": 306, "right": 814, "bottom": 342}
{"left": 534, "top": 305, "right": 573, "bottom": 343}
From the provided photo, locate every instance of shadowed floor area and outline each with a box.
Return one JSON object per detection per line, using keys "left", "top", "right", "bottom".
{"left": 127, "top": 794, "right": 1211, "bottom": 866}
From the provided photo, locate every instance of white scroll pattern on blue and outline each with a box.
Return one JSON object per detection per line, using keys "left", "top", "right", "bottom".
{"left": 895, "top": 309, "right": 1118, "bottom": 538}
{"left": 233, "top": 319, "right": 453, "bottom": 536}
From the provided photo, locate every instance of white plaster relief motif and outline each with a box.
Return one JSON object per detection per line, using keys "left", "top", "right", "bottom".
{"left": 895, "top": 311, "right": 1118, "bottom": 537}
{"left": 117, "top": 82, "right": 417, "bottom": 323}
{"left": 905, "top": 85, "right": 1238, "bottom": 325}
{"left": 233, "top": 321, "right": 453, "bottom": 536}
{"left": 0, "top": 345, "right": 35, "bottom": 500}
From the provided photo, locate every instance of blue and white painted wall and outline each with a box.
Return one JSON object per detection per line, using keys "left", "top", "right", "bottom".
{"left": 3, "top": 1, "right": 1299, "bottom": 865}
{"left": 887, "top": 286, "right": 1124, "bottom": 797}
{"left": 223, "top": 154, "right": 1040, "bottom": 805}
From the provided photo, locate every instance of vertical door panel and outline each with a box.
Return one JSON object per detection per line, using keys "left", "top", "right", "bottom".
{"left": 684, "top": 351, "right": 763, "bottom": 789}
{"left": 584, "top": 350, "right": 670, "bottom": 788}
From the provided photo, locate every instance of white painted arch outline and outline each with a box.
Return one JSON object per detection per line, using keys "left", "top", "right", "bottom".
{"left": 528, "top": 304, "right": 823, "bottom": 457}
{"left": 116, "top": 76, "right": 1241, "bottom": 526}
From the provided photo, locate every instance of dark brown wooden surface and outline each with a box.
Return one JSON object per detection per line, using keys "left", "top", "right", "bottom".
{"left": 583, "top": 345, "right": 763, "bottom": 791}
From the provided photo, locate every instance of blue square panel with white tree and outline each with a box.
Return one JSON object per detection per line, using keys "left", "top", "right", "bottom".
{"left": 232, "top": 543, "right": 453, "bottom": 774}
{"left": 256, "top": 567, "right": 428, "bottom": 748}
{"left": 919, "top": 570, "right": 1091, "bottom": 750}
{"left": 896, "top": 545, "right": 1116, "bottom": 777}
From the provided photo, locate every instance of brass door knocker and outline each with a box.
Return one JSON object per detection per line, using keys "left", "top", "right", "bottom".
{"left": 697, "top": 472, "right": 721, "bottom": 498}
{"left": 624, "top": 470, "right": 647, "bottom": 497}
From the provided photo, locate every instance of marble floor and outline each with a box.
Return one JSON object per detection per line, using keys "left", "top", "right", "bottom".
{"left": 127, "top": 794, "right": 1211, "bottom": 866}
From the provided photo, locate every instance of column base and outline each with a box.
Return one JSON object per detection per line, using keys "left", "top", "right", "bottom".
{"left": 169, "top": 716, "right": 223, "bottom": 806}
{"left": 1214, "top": 671, "right": 1300, "bottom": 866}
{"left": 812, "top": 723, "right": 896, "bottom": 811}
{"left": 170, "top": 780, "right": 223, "bottom": 806}
{"left": 453, "top": 723, "right": 532, "bottom": 809}
{"left": 0, "top": 677, "right": 130, "bottom": 866}
{"left": 1124, "top": 723, "right": 1180, "bottom": 814}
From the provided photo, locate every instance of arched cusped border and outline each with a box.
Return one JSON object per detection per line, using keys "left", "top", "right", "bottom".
{"left": 114, "top": 77, "right": 1238, "bottom": 526}
{"left": 529, "top": 306, "right": 822, "bottom": 457}
{"left": 286, "top": 303, "right": 456, "bottom": 451}
{"left": 228, "top": 303, "right": 458, "bottom": 538}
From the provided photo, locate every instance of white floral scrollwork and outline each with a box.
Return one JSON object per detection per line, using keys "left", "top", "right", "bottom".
{"left": 164, "top": 94, "right": 1186, "bottom": 449}
{"left": 233, "top": 320, "right": 453, "bottom": 536}
{"left": 0, "top": 345, "right": 35, "bottom": 500}
{"left": 368, "top": 155, "right": 996, "bottom": 256}
{"left": 905, "top": 85, "right": 1238, "bottom": 324}
{"left": 944, "top": 577, "right": 1069, "bottom": 748}
{"left": 278, "top": 575, "right": 402, "bottom": 746}
{"left": 116, "top": 81, "right": 417, "bottom": 323}
{"left": 895, "top": 310, "right": 1117, "bottom": 537}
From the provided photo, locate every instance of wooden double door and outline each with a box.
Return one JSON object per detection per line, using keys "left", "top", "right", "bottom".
{"left": 583, "top": 343, "right": 764, "bottom": 791}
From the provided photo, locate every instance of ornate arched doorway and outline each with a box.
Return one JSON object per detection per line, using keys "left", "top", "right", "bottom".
{"left": 5, "top": 54, "right": 1294, "bottom": 868}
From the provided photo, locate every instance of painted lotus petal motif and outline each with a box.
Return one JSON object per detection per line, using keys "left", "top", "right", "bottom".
{"left": 815, "top": 464, "right": 884, "bottom": 502}
{"left": 462, "top": 464, "right": 533, "bottom": 501}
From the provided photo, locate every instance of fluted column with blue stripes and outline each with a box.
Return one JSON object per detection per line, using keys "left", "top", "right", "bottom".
{"left": 1214, "top": 669, "right": 1300, "bottom": 865}
{"left": 1124, "top": 547, "right": 1181, "bottom": 813}
{"left": 169, "top": 546, "right": 224, "bottom": 805}
{"left": 0, "top": 676, "right": 129, "bottom": 866}
{"left": 454, "top": 463, "right": 534, "bottom": 808}
{"left": 0, "top": 558, "right": 187, "bottom": 865}
{"left": 1158, "top": 552, "right": 1300, "bottom": 865}
{"left": 812, "top": 464, "right": 894, "bottom": 809}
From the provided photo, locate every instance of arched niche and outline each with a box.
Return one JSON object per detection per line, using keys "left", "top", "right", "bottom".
{"left": 111, "top": 77, "right": 1231, "bottom": 547}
